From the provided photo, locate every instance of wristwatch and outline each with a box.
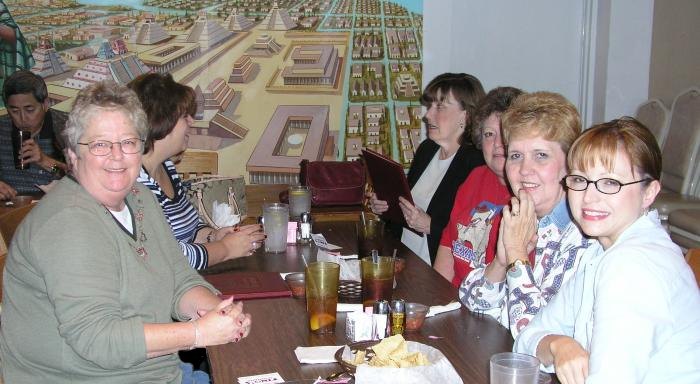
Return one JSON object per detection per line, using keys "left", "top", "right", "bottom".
{"left": 49, "top": 163, "right": 61, "bottom": 175}
{"left": 506, "top": 259, "right": 530, "bottom": 273}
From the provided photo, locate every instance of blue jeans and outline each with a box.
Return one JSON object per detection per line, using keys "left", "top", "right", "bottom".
{"left": 180, "top": 362, "right": 210, "bottom": 384}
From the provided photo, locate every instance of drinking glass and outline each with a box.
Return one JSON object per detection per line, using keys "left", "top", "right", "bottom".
{"left": 360, "top": 256, "right": 395, "bottom": 308}
{"left": 12, "top": 130, "right": 31, "bottom": 170}
{"left": 356, "top": 218, "right": 385, "bottom": 259}
{"left": 490, "top": 352, "right": 541, "bottom": 384}
{"left": 288, "top": 185, "right": 311, "bottom": 219}
{"left": 305, "top": 261, "right": 340, "bottom": 334}
{"left": 263, "top": 202, "right": 289, "bottom": 253}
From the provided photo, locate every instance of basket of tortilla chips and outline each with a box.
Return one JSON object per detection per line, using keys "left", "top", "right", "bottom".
{"left": 336, "top": 335, "right": 463, "bottom": 384}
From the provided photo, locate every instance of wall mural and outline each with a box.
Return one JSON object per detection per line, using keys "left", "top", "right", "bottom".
{"left": 3, "top": 0, "right": 423, "bottom": 183}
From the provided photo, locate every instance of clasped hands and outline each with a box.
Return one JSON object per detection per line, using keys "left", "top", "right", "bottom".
{"left": 495, "top": 189, "right": 538, "bottom": 268}
{"left": 367, "top": 192, "right": 431, "bottom": 234}
{"left": 194, "top": 297, "right": 252, "bottom": 347}
{"left": 213, "top": 224, "right": 265, "bottom": 257}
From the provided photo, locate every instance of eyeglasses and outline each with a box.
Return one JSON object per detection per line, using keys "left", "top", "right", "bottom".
{"left": 562, "top": 175, "right": 653, "bottom": 195}
{"left": 77, "top": 138, "right": 143, "bottom": 156}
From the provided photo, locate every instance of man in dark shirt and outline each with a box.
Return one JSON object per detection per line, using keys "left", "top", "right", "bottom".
{"left": 0, "top": 70, "right": 67, "bottom": 198}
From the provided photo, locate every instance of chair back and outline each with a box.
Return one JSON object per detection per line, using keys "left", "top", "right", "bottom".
{"left": 174, "top": 150, "right": 218, "bottom": 180}
{"left": 661, "top": 87, "right": 700, "bottom": 194}
{"left": 0, "top": 203, "right": 36, "bottom": 301}
{"left": 0, "top": 203, "right": 35, "bottom": 251}
{"left": 635, "top": 99, "right": 670, "bottom": 148}
{"left": 686, "top": 248, "right": 700, "bottom": 287}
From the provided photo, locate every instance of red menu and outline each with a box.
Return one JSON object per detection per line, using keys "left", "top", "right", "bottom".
{"left": 203, "top": 271, "right": 292, "bottom": 300}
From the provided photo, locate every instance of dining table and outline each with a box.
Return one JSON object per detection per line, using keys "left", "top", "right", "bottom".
{"left": 201, "top": 220, "right": 528, "bottom": 384}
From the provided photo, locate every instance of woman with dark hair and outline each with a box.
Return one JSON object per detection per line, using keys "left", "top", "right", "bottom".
{"left": 434, "top": 86, "right": 523, "bottom": 286}
{"left": 516, "top": 117, "right": 700, "bottom": 384}
{"left": 369, "top": 73, "right": 485, "bottom": 265}
{"left": 129, "top": 73, "right": 264, "bottom": 270}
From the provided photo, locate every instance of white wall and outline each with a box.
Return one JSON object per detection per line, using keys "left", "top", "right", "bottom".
{"left": 649, "top": 0, "right": 700, "bottom": 107}
{"left": 424, "top": 0, "right": 654, "bottom": 128}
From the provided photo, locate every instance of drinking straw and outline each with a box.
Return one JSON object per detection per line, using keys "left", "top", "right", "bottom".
{"left": 392, "top": 249, "right": 397, "bottom": 260}
{"left": 372, "top": 249, "right": 379, "bottom": 264}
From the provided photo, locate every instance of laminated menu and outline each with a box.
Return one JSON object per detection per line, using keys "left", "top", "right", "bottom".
{"left": 203, "top": 271, "right": 292, "bottom": 300}
{"left": 361, "top": 149, "right": 415, "bottom": 232}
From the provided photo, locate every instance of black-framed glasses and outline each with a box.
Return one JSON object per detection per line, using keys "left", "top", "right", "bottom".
{"left": 77, "top": 138, "right": 144, "bottom": 156}
{"left": 562, "top": 175, "right": 653, "bottom": 195}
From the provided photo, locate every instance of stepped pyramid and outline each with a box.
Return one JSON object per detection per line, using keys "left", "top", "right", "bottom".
{"left": 225, "top": 8, "right": 254, "bottom": 31}
{"left": 185, "top": 11, "right": 233, "bottom": 50}
{"left": 31, "top": 37, "right": 69, "bottom": 77}
{"left": 62, "top": 39, "right": 150, "bottom": 90}
{"left": 260, "top": 2, "right": 296, "bottom": 30}
{"left": 132, "top": 16, "right": 170, "bottom": 44}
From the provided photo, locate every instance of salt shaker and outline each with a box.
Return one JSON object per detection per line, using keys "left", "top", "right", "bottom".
{"left": 296, "top": 211, "right": 312, "bottom": 244}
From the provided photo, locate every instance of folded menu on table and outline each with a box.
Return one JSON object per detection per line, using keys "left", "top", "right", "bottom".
{"left": 204, "top": 271, "right": 292, "bottom": 300}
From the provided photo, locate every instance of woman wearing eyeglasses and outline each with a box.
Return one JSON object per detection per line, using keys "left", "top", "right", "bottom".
{"left": 515, "top": 118, "right": 700, "bottom": 384}
{"left": 459, "top": 92, "right": 591, "bottom": 338}
{"left": 0, "top": 82, "right": 252, "bottom": 383}
{"left": 129, "top": 73, "right": 264, "bottom": 270}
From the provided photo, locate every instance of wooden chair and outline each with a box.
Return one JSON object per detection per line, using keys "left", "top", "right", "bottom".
{"left": 686, "top": 248, "right": 700, "bottom": 287}
{"left": 0, "top": 203, "right": 36, "bottom": 302}
{"left": 174, "top": 150, "right": 218, "bottom": 180}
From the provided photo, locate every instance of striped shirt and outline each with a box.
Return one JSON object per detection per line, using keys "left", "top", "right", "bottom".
{"left": 137, "top": 160, "right": 209, "bottom": 269}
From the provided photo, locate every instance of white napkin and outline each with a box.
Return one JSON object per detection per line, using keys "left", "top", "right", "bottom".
{"left": 35, "top": 180, "right": 57, "bottom": 193}
{"left": 316, "top": 249, "right": 361, "bottom": 281}
{"left": 337, "top": 303, "right": 363, "bottom": 312}
{"left": 426, "top": 302, "right": 461, "bottom": 318}
{"left": 294, "top": 345, "right": 344, "bottom": 364}
{"left": 212, "top": 200, "right": 241, "bottom": 228}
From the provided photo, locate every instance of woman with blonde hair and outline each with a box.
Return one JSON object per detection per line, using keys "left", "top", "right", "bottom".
{"left": 516, "top": 117, "right": 700, "bottom": 383}
{"left": 460, "top": 92, "right": 590, "bottom": 338}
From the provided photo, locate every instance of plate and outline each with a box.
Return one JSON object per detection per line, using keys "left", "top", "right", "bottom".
{"left": 334, "top": 340, "right": 380, "bottom": 373}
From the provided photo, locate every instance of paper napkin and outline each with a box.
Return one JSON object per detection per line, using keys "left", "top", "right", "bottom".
{"left": 294, "top": 345, "right": 344, "bottom": 364}
{"left": 426, "top": 302, "right": 461, "bottom": 318}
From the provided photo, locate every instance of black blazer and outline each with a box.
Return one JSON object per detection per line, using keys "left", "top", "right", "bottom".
{"left": 390, "top": 139, "right": 484, "bottom": 264}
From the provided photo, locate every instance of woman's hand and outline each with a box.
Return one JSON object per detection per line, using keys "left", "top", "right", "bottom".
{"left": 367, "top": 192, "right": 389, "bottom": 214}
{"left": 195, "top": 298, "right": 252, "bottom": 347}
{"left": 220, "top": 224, "right": 265, "bottom": 258}
{"left": 548, "top": 336, "right": 589, "bottom": 384}
{"left": 398, "top": 196, "right": 431, "bottom": 234}
{"left": 0, "top": 181, "right": 17, "bottom": 200}
{"left": 500, "top": 189, "right": 538, "bottom": 265}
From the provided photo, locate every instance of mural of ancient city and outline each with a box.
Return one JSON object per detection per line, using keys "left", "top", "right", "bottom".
{"left": 8, "top": 0, "right": 423, "bottom": 182}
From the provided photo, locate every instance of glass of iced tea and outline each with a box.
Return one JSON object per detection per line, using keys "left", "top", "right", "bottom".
{"left": 305, "top": 261, "right": 340, "bottom": 334}
{"left": 360, "top": 256, "right": 395, "bottom": 308}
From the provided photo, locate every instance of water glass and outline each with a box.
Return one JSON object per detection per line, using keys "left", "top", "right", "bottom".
{"left": 263, "top": 202, "right": 289, "bottom": 253}
{"left": 288, "top": 185, "right": 311, "bottom": 219}
{"left": 490, "top": 352, "right": 541, "bottom": 384}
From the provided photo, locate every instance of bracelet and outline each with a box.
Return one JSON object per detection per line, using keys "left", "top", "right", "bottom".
{"left": 190, "top": 320, "right": 201, "bottom": 350}
{"left": 506, "top": 258, "right": 530, "bottom": 272}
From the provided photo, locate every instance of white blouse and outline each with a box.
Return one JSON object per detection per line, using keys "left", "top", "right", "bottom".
{"left": 401, "top": 150, "right": 455, "bottom": 265}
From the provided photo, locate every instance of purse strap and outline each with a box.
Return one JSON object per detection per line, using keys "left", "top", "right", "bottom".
{"left": 194, "top": 186, "right": 242, "bottom": 230}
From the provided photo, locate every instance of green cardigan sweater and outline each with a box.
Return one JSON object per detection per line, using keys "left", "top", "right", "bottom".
{"left": 0, "top": 177, "right": 216, "bottom": 383}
